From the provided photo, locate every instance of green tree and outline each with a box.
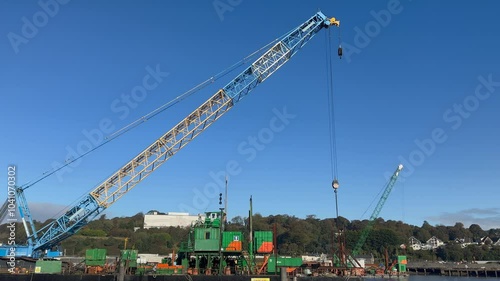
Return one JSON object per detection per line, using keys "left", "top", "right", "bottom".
{"left": 413, "top": 228, "right": 431, "bottom": 242}
{"left": 469, "top": 224, "right": 486, "bottom": 241}
{"left": 432, "top": 225, "right": 449, "bottom": 242}
{"left": 436, "top": 244, "right": 464, "bottom": 261}
{"left": 79, "top": 229, "right": 107, "bottom": 237}
{"left": 449, "top": 222, "right": 471, "bottom": 241}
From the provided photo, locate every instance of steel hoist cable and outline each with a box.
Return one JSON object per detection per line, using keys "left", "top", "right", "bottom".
{"left": 325, "top": 27, "right": 340, "bottom": 187}
{"left": 20, "top": 36, "right": 286, "bottom": 191}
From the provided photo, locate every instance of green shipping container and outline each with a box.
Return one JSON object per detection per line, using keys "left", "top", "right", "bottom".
{"left": 267, "top": 257, "right": 302, "bottom": 274}
{"left": 121, "top": 249, "right": 138, "bottom": 268}
{"left": 35, "top": 260, "right": 62, "bottom": 274}
{"left": 397, "top": 255, "right": 407, "bottom": 272}
{"left": 194, "top": 228, "right": 220, "bottom": 251}
{"left": 254, "top": 231, "right": 273, "bottom": 253}
{"left": 85, "top": 248, "right": 107, "bottom": 266}
{"left": 222, "top": 231, "right": 242, "bottom": 252}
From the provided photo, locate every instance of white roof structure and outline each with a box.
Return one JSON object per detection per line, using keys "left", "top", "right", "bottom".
{"left": 143, "top": 210, "right": 203, "bottom": 229}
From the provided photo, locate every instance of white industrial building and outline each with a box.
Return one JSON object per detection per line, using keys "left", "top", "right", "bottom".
{"left": 143, "top": 210, "right": 203, "bottom": 229}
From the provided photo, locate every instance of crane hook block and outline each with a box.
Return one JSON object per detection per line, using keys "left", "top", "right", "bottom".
{"left": 332, "top": 179, "right": 340, "bottom": 190}
{"left": 338, "top": 45, "right": 343, "bottom": 59}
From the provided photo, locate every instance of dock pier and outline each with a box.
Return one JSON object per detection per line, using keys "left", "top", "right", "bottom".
{"left": 407, "top": 262, "right": 500, "bottom": 278}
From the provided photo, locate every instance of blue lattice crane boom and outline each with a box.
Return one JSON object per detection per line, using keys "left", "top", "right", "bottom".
{"left": 351, "top": 164, "right": 403, "bottom": 256}
{"left": 3, "top": 11, "right": 341, "bottom": 258}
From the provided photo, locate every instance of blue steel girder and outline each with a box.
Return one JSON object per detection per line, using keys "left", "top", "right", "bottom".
{"left": 16, "top": 188, "right": 38, "bottom": 245}
{"left": 33, "top": 194, "right": 102, "bottom": 251}
{"left": 29, "top": 11, "right": 339, "bottom": 254}
{"left": 32, "top": 90, "right": 234, "bottom": 252}
{"left": 224, "top": 12, "right": 334, "bottom": 103}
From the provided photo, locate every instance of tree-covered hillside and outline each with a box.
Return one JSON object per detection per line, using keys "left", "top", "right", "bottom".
{"left": 2, "top": 213, "right": 500, "bottom": 262}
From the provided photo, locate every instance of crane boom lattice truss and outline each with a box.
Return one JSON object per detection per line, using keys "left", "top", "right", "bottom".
{"left": 13, "top": 11, "right": 341, "bottom": 257}
{"left": 351, "top": 164, "right": 403, "bottom": 256}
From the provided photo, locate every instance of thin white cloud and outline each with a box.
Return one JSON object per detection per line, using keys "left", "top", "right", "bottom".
{"left": 427, "top": 208, "right": 500, "bottom": 230}
{"left": 28, "top": 202, "right": 69, "bottom": 223}
{"left": 1, "top": 201, "right": 115, "bottom": 226}
{"left": 0, "top": 202, "right": 67, "bottom": 225}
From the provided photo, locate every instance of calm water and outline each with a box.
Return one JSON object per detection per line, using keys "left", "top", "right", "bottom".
{"left": 363, "top": 276, "right": 500, "bottom": 281}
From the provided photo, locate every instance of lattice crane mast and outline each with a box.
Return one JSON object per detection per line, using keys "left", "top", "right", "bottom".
{"left": 351, "top": 164, "right": 403, "bottom": 256}
{"left": 3, "top": 11, "right": 341, "bottom": 258}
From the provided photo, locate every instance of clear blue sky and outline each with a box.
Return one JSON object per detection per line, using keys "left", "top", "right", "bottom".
{"left": 1, "top": 1, "right": 499, "bottom": 230}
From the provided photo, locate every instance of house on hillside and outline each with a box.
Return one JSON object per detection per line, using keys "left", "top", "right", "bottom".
{"left": 408, "top": 236, "right": 444, "bottom": 251}
{"left": 454, "top": 237, "right": 475, "bottom": 248}
{"left": 493, "top": 239, "right": 500, "bottom": 247}
{"left": 480, "top": 236, "right": 493, "bottom": 245}
{"left": 426, "top": 236, "right": 444, "bottom": 249}
{"left": 408, "top": 236, "right": 422, "bottom": 251}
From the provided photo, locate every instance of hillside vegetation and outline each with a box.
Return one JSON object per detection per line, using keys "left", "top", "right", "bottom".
{"left": 2, "top": 213, "right": 500, "bottom": 262}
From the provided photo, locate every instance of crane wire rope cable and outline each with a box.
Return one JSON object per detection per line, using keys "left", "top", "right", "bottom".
{"left": 325, "top": 27, "right": 339, "bottom": 181}
{"left": 30, "top": 33, "right": 295, "bottom": 222}
{"left": 19, "top": 35, "right": 286, "bottom": 193}
{"left": 360, "top": 178, "right": 389, "bottom": 219}
{"left": 401, "top": 180, "right": 405, "bottom": 223}
{"left": 24, "top": 17, "right": 323, "bottom": 227}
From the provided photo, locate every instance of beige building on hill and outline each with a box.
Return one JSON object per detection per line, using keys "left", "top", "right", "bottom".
{"left": 143, "top": 210, "right": 203, "bottom": 229}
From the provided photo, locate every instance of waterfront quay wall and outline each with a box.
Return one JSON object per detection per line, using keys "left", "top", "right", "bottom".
{"left": 0, "top": 274, "right": 350, "bottom": 281}
{"left": 408, "top": 261, "right": 500, "bottom": 277}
